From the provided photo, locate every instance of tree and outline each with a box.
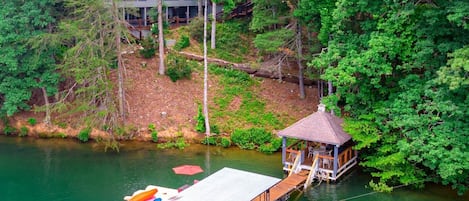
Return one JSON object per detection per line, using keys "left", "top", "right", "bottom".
{"left": 111, "top": 0, "right": 126, "bottom": 122}
{"left": 310, "top": 0, "right": 469, "bottom": 194}
{"left": 210, "top": 0, "right": 237, "bottom": 50}
{"left": 158, "top": 0, "right": 165, "bottom": 75}
{"left": 56, "top": 0, "right": 128, "bottom": 139}
{"left": 0, "top": 0, "right": 59, "bottom": 117}
{"left": 251, "top": 0, "right": 307, "bottom": 97}
{"left": 203, "top": 0, "right": 211, "bottom": 136}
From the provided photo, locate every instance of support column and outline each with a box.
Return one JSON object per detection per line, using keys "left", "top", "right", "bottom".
{"left": 333, "top": 145, "right": 339, "bottom": 178}
{"left": 282, "top": 137, "right": 287, "bottom": 166}
{"left": 143, "top": 7, "right": 147, "bottom": 26}
{"left": 187, "top": 6, "right": 190, "bottom": 21}
{"left": 165, "top": 6, "right": 168, "bottom": 22}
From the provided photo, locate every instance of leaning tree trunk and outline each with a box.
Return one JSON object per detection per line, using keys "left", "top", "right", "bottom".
{"left": 203, "top": 0, "right": 211, "bottom": 136}
{"left": 112, "top": 1, "right": 125, "bottom": 122}
{"left": 211, "top": 1, "right": 216, "bottom": 49}
{"left": 41, "top": 87, "right": 51, "bottom": 125}
{"left": 158, "top": 0, "right": 165, "bottom": 75}
{"left": 297, "top": 23, "right": 305, "bottom": 99}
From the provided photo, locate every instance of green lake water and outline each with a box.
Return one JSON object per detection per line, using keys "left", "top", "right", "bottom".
{"left": 0, "top": 136, "right": 467, "bottom": 201}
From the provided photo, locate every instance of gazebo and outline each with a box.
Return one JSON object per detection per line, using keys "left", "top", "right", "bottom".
{"left": 277, "top": 104, "right": 357, "bottom": 184}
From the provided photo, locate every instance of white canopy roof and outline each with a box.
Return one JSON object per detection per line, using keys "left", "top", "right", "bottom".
{"left": 171, "top": 167, "right": 281, "bottom": 201}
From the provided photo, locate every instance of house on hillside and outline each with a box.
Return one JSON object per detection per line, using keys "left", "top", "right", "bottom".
{"left": 116, "top": 0, "right": 222, "bottom": 39}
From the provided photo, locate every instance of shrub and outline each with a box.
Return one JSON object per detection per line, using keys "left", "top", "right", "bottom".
{"left": 151, "top": 130, "right": 158, "bottom": 143}
{"left": 78, "top": 127, "right": 91, "bottom": 142}
{"left": 213, "top": 21, "right": 251, "bottom": 62}
{"left": 231, "top": 128, "right": 274, "bottom": 150}
{"left": 231, "top": 129, "right": 256, "bottom": 149}
{"left": 115, "top": 125, "right": 138, "bottom": 139}
{"left": 148, "top": 123, "right": 158, "bottom": 143}
{"left": 166, "top": 53, "right": 192, "bottom": 82}
{"left": 195, "top": 105, "right": 220, "bottom": 134}
{"left": 157, "top": 137, "right": 187, "bottom": 149}
{"left": 56, "top": 122, "right": 67, "bottom": 129}
{"left": 187, "top": 17, "right": 210, "bottom": 42}
{"left": 201, "top": 136, "right": 217, "bottom": 145}
{"left": 210, "top": 125, "right": 220, "bottom": 135}
{"left": 258, "top": 138, "right": 282, "bottom": 154}
{"left": 195, "top": 105, "right": 205, "bottom": 133}
{"left": 3, "top": 126, "right": 17, "bottom": 136}
{"left": 27, "top": 118, "right": 37, "bottom": 126}
{"left": 19, "top": 126, "right": 28, "bottom": 137}
{"left": 173, "top": 35, "right": 190, "bottom": 51}
{"left": 220, "top": 137, "right": 232, "bottom": 148}
{"left": 139, "top": 36, "right": 156, "bottom": 58}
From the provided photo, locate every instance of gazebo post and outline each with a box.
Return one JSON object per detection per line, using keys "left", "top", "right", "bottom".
{"left": 281, "top": 137, "right": 287, "bottom": 166}
{"left": 333, "top": 145, "right": 339, "bottom": 178}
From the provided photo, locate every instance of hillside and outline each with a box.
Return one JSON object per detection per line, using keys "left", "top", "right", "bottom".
{"left": 5, "top": 47, "right": 318, "bottom": 142}
{"left": 122, "top": 49, "right": 319, "bottom": 140}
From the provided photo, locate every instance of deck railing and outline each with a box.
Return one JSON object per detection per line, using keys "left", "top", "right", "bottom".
{"left": 127, "top": 19, "right": 153, "bottom": 30}
{"left": 338, "top": 146, "right": 355, "bottom": 168}
{"left": 315, "top": 146, "right": 357, "bottom": 180}
{"left": 285, "top": 140, "right": 304, "bottom": 163}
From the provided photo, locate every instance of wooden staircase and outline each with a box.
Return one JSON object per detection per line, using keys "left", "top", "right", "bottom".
{"left": 216, "top": 0, "right": 254, "bottom": 21}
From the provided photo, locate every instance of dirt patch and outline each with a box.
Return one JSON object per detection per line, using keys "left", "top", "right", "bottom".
{"left": 228, "top": 96, "right": 242, "bottom": 111}
{"left": 6, "top": 49, "right": 318, "bottom": 142}
{"left": 259, "top": 79, "right": 318, "bottom": 120}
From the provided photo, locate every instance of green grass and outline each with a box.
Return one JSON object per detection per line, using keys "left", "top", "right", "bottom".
{"left": 209, "top": 65, "right": 285, "bottom": 133}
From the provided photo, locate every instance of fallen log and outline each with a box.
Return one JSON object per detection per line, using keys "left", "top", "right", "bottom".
{"left": 178, "top": 51, "right": 316, "bottom": 86}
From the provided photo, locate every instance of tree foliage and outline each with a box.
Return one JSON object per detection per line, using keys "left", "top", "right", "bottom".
{"left": 0, "top": 0, "right": 59, "bottom": 116}
{"left": 308, "top": 0, "right": 469, "bottom": 195}
{"left": 56, "top": 0, "right": 127, "bottom": 132}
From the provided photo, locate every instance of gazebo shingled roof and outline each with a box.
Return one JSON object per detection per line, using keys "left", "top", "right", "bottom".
{"left": 277, "top": 104, "right": 351, "bottom": 146}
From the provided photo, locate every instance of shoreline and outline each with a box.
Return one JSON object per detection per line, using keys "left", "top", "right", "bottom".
{"left": 0, "top": 116, "right": 206, "bottom": 144}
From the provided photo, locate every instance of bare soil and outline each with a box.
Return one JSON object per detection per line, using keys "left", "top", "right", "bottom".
{"left": 6, "top": 46, "right": 319, "bottom": 142}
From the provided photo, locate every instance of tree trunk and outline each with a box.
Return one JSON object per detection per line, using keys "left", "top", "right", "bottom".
{"left": 41, "top": 87, "right": 51, "bottom": 125}
{"left": 158, "top": 0, "right": 165, "bottom": 75}
{"left": 277, "top": 56, "right": 283, "bottom": 82}
{"left": 112, "top": 1, "right": 125, "bottom": 122}
{"left": 211, "top": 1, "right": 216, "bottom": 49}
{"left": 198, "top": 0, "right": 203, "bottom": 17}
{"left": 203, "top": 0, "right": 211, "bottom": 136}
{"left": 328, "top": 80, "right": 334, "bottom": 115}
{"left": 297, "top": 23, "right": 305, "bottom": 99}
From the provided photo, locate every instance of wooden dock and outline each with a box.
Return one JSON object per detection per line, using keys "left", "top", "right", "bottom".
{"left": 253, "top": 171, "right": 308, "bottom": 201}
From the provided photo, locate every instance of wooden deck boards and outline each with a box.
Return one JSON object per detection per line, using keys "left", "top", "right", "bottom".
{"left": 253, "top": 173, "right": 307, "bottom": 201}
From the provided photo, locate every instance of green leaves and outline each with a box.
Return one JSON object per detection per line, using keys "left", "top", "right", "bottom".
{"left": 253, "top": 29, "right": 294, "bottom": 54}
{"left": 305, "top": 0, "right": 469, "bottom": 194}
{"left": 436, "top": 46, "right": 469, "bottom": 90}
{"left": 0, "top": 0, "right": 59, "bottom": 116}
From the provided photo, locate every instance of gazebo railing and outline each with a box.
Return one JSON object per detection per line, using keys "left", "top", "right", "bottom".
{"left": 315, "top": 146, "right": 357, "bottom": 180}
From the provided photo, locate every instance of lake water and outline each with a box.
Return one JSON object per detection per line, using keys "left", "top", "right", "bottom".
{"left": 0, "top": 136, "right": 467, "bottom": 201}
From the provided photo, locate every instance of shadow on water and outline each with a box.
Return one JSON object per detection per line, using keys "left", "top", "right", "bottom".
{"left": 0, "top": 136, "right": 467, "bottom": 201}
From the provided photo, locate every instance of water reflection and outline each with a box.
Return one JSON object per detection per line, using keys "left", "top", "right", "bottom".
{"left": 0, "top": 136, "right": 467, "bottom": 201}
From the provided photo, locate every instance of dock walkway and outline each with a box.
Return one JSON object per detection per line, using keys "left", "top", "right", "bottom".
{"left": 253, "top": 171, "right": 308, "bottom": 201}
